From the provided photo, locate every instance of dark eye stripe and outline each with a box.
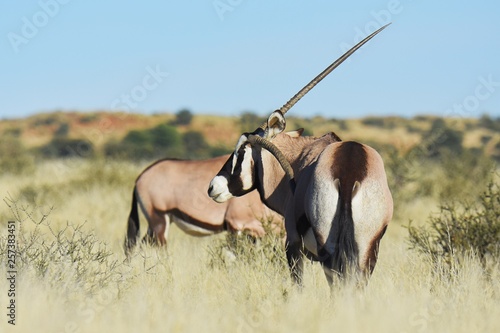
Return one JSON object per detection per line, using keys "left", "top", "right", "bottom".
{"left": 233, "top": 148, "right": 246, "bottom": 175}
{"left": 228, "top": 144, "right": 255, "bottom": 194}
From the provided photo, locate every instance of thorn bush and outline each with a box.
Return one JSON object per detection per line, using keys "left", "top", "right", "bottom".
{"left": 407, "top": 176, "right": 500, "bottom": 268}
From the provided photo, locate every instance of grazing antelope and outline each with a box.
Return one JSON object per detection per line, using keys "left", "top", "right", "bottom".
{"left": 124, "top": 156, "right": 282, "bottom": 255}
{"left": 208, "top": 25, "right": 393, "bottom": 286}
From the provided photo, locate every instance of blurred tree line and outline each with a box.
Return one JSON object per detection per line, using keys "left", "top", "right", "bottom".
{"left": 1, "top": 111, "right": 499, "bottom": 179}
{"left": 0, "top": 110, "right": 232, "bottom": 174}
{"left": 103, "top": 123, "right": 218, "bottom": 160}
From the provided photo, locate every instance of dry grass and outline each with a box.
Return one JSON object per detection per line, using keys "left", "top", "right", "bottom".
{"left": 0, "top": 159, "right": 499, "bottom": 333}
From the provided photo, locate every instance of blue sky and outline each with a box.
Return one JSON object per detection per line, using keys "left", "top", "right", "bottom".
{"left": 1, "top": 1, "right": 499, "bottom": 119}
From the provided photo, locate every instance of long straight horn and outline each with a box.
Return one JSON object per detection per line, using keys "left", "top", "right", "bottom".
{"left": 280, "top": 23, "right": 391, "bottom": 115}
{"left": 259, "top": 23, "right": 391, "bottom": 129}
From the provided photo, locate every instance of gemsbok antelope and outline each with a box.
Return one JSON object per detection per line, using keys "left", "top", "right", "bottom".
{"left": 125, "top": 156, "right": 282, "bottom": 256}
{"left": 208, "top": 25, "right": 393, "bottom": 286}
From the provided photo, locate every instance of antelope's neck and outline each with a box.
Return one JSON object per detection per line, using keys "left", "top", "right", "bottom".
{"left": 258, "top": 135, "right": 317, "bottom": 214}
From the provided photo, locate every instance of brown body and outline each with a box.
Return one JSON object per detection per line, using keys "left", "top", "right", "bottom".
{"left": 125, "top": 155, "right": 282, "bottom": 255}
{"left": 208, "top": 112, "right": 393, "bottom": 285}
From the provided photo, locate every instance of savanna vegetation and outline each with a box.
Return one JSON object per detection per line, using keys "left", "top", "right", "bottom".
{"left": 0, "top": 110, "right": 499, "bottom": 332}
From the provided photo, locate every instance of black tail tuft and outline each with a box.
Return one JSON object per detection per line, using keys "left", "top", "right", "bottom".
{"left": 124, "top": 185, "right": 140, "bottom": 255}
{"left": 327, "top": 141, "right": 366, "bottom": 278}
{"left": 330, "top": 189, "right": 359, "bottom": 277}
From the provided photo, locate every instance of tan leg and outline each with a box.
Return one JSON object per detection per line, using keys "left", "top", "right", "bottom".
{"left": 143, "top": 211, "right": 170, "bottom": 246}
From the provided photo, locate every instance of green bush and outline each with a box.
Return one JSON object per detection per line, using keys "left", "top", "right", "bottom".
{"left": 123, "top": 129, "right": 152, "bottom": 146}
{"left": 478, "top": 114, "right": 500, "bottom": 132}
{"left": 183, "top": 130, "right": 209, "bottom": 158}
{"left": 104, "top": 123, "right": 229, "bottom": 160}
{"left": 54, "top": 122, "right": 70, "bottom": 137}
{"left": 150, "top": 124, "right": 182, "bottom": 150}
{"left": 105, "top": 124, "right": 185, "bottom": 160}
{"left": 423, "top": 119, "right": 464, "bottom": 158}
{"left": 39, "top": 137, "right": 94, "bottom": 158}
{"left": 407, "top": 177, "right": 500, "bottom": 267}
{"left": 31, "top": 114, "right": 61, "bottom": 127}
{"left": 170, "top": 109, "right": 193, "bottom": 126}
{"left": 79, "top": 113, "right": 100, "bottom": 124}
{"left": 361, "top": 117, "right": 385, "bottom": 127}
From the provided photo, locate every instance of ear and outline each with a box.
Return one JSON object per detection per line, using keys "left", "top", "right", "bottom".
{"left": 284, "top": 128, "right": 304, "bottom": 138}
{"left": 265, "top": 110, "right": 286, "bottom": 139}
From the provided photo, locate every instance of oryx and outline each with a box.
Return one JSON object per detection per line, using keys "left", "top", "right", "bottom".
{"left": 125, "top": 155, "right": 282, "bottom": 256}
{"left": 208, "top": 25, "right": 393, "bottom": 285}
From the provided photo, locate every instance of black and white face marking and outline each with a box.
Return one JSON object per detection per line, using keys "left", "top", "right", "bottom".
{"left": 208, "top": 134, "right": 257, "bottom": 203}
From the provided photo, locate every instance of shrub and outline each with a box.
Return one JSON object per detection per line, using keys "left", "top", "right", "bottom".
{"left": 480, "top": 135, "right": 492, "bottom": 145}
{"left": 183, "top": 130, "right": 209, "bottom": 158}
{"left": 406, "top": 124, "right": 422, "bottom": 133}
{"left": 329, "top": 118, "right": 348, "bottom": 131}
{"left": 39, "top": 137, "right": 94, "bottom": 158}
{"left": 407, "top": 177, "right": 500, "bottom": 268}
{"left": 123, "top": 129, "right": 152, "bottom": 147}
{"left": 361, "top": 116, "right": 385, "bottom": 127}
{"left": 31, "top": 114, "right": 61, "bottom": 127}
{"left": 171, "top": 109, "right": 193, "bottom": 126}
{"left": 423, "top": 119, "right": 464, "bottom": 158}
{"left": 104, "top": 139, "right": 152, "bottom": 160}
{"left": 79, "top": 113, "right": 100, "bottom": 124}
{"left": 150, "top": 124, "right": 182, "bottom": 149}
{"left": 105, "top": 124, "right": 185, "bottom": 160}
{"left": 54, "top": 122, "right": 70, "bottom": 137}
{"left": 0, "top": 198, "right": 125, "bottom": 294}
{"left": 478, "top": 114, "right": 500, "bottom": 131}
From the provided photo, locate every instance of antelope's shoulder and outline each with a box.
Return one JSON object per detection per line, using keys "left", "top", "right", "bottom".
{"left": 296, "top": 132, "right": 341, "bottom": 169}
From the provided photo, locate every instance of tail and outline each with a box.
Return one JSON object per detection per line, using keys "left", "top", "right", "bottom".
{"left": 329, "top": 180, "right": 359, "bottom": 276}
{"left": 328, "top": 141, "right": 367, "bottom": 278}
{"left": 124, "top": 185, "right": 140, "bottom": 255}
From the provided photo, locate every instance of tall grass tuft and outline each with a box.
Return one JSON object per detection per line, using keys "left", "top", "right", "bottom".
{"left": 207, "top": 216, "right": 288, "bottom": 271}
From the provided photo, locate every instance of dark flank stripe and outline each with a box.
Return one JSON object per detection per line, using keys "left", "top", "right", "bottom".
{"left": 168, "top": 209, "right": 226, "bottom": 232}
